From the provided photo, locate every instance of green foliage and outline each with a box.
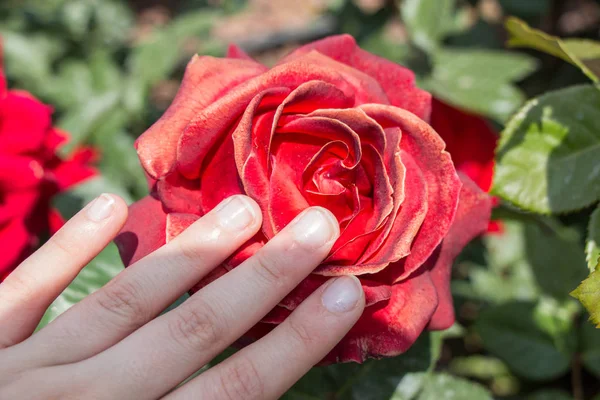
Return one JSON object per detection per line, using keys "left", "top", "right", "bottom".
{"left": 128, "top": 10, "right": 224, "bottom": 89}
{"left": 506, "top": 17, "right": 600, "bottom": 82}
{"left": 400, "top": 0, "right": 471, "bottom": 52}
{"left": 526, "top": 390, "right": 574, "bottom": 400}
{"left": 524, "top": 220, "right": 588, "bottom": 299}
{"left": 452, "top": 220, "right": 539, "bottom": 303}
{"left": 571, "top": 270, "right": 600, "bottom": 328}
{"left": 588, "top": 205, "right": 600, "bottom": 272}
{"left": 581, "top": 319, "right": 600, "bottom": 377}
{"left": 475, "top": 301, "right": 577, "bottom": 380}
{"left": 424, "top": 49, "right": 537, "bottom": 122}
{"left": 493, "top": 84, "right": 600, "bottom": 213}
{"left": 285, "top": 333, "right": 438, "bottom": 399}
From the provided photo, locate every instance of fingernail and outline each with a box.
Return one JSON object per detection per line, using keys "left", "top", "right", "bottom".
{"left": 290, "top": 207, "right": 339, "bottom": 248}
{"left": 87, "top": 194, "right": 115, "bottom": 222}
{"left": 214, "top": 195, "right": 256, "bottom": 230}
{"left": 322, "top": 276, "right": 362, "bottom": 313}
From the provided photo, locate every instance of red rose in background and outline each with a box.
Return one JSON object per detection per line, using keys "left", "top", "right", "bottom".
{"left": 0, "top": 49, "right": 97, "bottom": 281}
{"left": 430, "top": 98, "right": 502, "bottom": 233}
{"left": 116, "top": 35, "right": 492, "bottom": 363}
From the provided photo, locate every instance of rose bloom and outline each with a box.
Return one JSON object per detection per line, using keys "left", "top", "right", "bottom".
{"left": 0, "top": 51, "right": 97, "bottom": 281}
{"left": 116, "top": 35, "right": 492, "bottom": 363}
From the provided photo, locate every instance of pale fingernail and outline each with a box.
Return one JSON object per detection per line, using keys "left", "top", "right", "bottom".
{"left": 290, "top": 207, "right": 339, "bottom": 248}
{"left": 214, "top": 195, "right": 256, "bottom": 231}
{"left": 322, "top": 276, "right": 362, "bottom": 313}
{"left": 87, "top": 194, "right": 115, "bottom": 222}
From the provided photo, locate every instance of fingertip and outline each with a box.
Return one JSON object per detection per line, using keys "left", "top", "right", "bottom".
{"left": 84, "top": 193, "right": 128, "bottom": 225}
{"left": 321, "top": 275, "right": 365, "bottom": 315}
{"left": 212, "top": 194, "right": 263, "bottom": 233}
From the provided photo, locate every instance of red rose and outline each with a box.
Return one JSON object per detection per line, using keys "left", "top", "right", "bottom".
{"left": 0, "top": 48, "right": 97, "bottom": 281}
{"left": 430, "top": 98, "right": 502, "bottom": 233}
{"left": 116, "top": 35, "right": 492, "bottom": 363}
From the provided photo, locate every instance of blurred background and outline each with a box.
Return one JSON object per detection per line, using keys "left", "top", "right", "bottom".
{"left": 1, "top": 0, "right": 600, "bottom": 399}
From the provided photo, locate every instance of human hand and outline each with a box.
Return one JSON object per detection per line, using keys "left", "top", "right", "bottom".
{"left": 0, "top": 194, "right": 365, "bottom": 399}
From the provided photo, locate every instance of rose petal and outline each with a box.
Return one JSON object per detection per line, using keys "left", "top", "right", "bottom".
{"left": 166, "top": 213, "right": 200, "bottom": 242}
{"left": 281, "top": 34, "right": 431, "bottom": 120}
{"left": 427, "top": 174, "right": 492, "bottom": 330}
{"left": 361, "top": 104, "right": 461, "bottom": 280}
{"left": 177, "top": 52, "right": 362, "bottom": 179}
{"left": 136, "top": 56, "right": 267, "bottom": 179}
{"left": 326, "top": 270, "right": 438, "bottom": 363}
{"left": 0, "top": 218, "right": 32, "bottom": 281}
{"left": 0, "top": 154, "right": 44, "bottom": 191}
{"left": 115, "top": 195, "right": 168, "bottom": 266}
{"left": 0, "top": 189, "right": 40, "bottom": 224}
{"left": 47, "top": 147, "right": 97, "bottom": 191}
{"left": 157, "top": 172, "right": 204, "bottom": 214}
{"left": 358, "top": 151, "right": 427, "bottom": 277}
{"left": 48, "top": 207, "right": 65, "bottom": 234}
{"left": 226, "top": 44, "right": 254, "bottom": 61}
{"left": 430, "top": 98, "right": 497, "bottom": 192}
{"left": 0, "top": 91, "right": 52, "bottom": 154}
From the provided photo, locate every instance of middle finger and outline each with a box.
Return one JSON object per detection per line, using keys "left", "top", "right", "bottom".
{"left": 78, "top": 206, "right": 339, "bottom": 399}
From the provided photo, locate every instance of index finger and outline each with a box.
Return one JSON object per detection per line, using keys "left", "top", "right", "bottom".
{"left": 0, "top": 194, "right": 128, "bottom": 347}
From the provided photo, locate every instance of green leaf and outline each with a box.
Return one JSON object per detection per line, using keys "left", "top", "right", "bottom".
{"left": 60, "top": 1, "right": 93, "bottom": 40}
{"left": 400, "top": 0, "right": 471, "bottom": 52}
{"left": 524, "top": 220, "right": 588, "bottom": 299}
{"left": 475, "top": 301, "right": 576, "bottom": 380}
{"left": 587, "top": 205, "right": 600, "bottom": 272}
{"left": 91, "top": 0, "right": 134, "bottom": 49}
{"left": 452, "top": 220, "right": 539, "bottom": 303}
{"left": 571, "top": 270, "right": 600, "bottom": 328}
{"left": 128, "top": 10, "right": 222, "bottom": 88}
{"left": 424, "top": 49, "right": 537, "bottom": 122}
{"left": 493, "top": 84, "right": 600, "bottom": 213}
{"left": 93, "top": 126, "right": 148, "bottom": 199}
{"left": 37, "top": 243, "right": 123, "bottom": 330}
{"left": 89, "top": 49, "right": 123, "bottom": 93}
{"left": 0, "top": 30, "right": 65, "bottom": 93}
{"left": 58, "top": 91, "right": 121, "bottom": 152}
{"left": 448, "top": 356, "right": 511, "bottom": 380}
{"left": 416, "top": 373, "right": 492, "bottom": 400}
{"left": 506, "top": 17, "right": 600, "bottom": 82}
{"left": 526, "top": 389, "right": 574, "bottom": 400}
{"left": 49, "top": 59, "right": 95, "bottom": 109}
{"left": 580, "top": 318, "right": 600, "bottom": 377}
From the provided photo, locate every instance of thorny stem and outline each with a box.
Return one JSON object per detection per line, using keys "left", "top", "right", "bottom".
{"left": 572, "top": 353, "right": 584, "bottom": 400}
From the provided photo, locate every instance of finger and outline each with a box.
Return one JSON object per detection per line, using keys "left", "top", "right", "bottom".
{"left": 16, "top": 195, "right": 262, "bottom": 367}
{"left": 0, "top": 194, "right": 127, "bottom": 348}
{"left": 170, "top": 275, "right": 365, "bottom": 400}
{"left": 77, "top": 207, "right": 339, "bottom": 399}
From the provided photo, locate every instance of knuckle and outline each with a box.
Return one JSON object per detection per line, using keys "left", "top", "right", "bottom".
{"left": 0, "top": 272, "right": 35, "bottom": 303}
{"left": 288, "top": 316, "right": 318, "bottom": 349}
{"left": 251, "top": 251, "right": 286, "bottom": 286}
{"left": 168, "top": 302, "right": 224, "bottom": 351}
{"left": 175, "top": 237, "right": 210, "bottom": 267}
{"left": 47, "top": 232, "right": 78, "bottom": 259}
{"left": 217, "top": 357, "right": 264, "bottom": 400}
{"left": 93, "top": 279, "right": 149, "bottom": 328}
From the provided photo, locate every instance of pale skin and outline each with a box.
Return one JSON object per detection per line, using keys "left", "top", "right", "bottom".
{"left": 0, "top": 194, "right": 365, "bottom": 399}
